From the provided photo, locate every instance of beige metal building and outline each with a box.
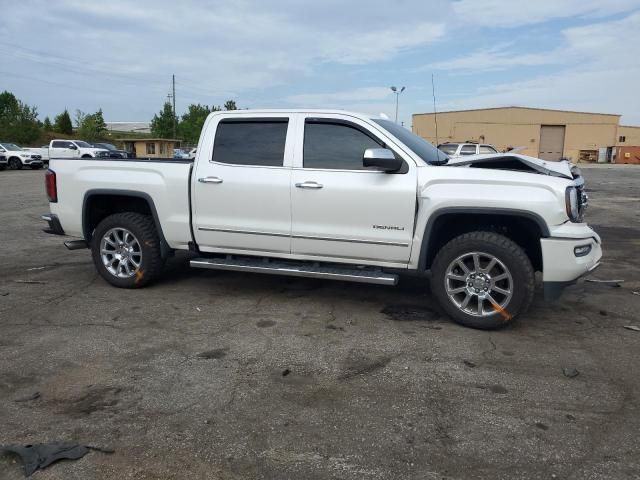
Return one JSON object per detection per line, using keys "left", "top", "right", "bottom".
{"left": 118, "top": 138, "right": 181, "bottom": 158}
{"left": 413, "top": 106, "right": 640, "bottom": 163}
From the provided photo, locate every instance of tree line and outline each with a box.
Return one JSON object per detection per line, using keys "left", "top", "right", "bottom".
{"left": 150, "top": 99, "right": 239, "bottom": 144}
{"left": 0, "top": 89, "right": 241, "bottom": 146}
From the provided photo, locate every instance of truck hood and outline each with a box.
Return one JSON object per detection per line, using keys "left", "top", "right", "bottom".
{"left": 446, "top": 153, "right": 574, "bottom": 179}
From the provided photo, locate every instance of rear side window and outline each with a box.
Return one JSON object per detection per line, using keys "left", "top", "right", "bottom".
{"left": 304, "top": 121, "right": 383, "bottom": 170}
{"left": 460, "top": 145, "right": 477, "bottom": 155}
{"left": 479, "top": 145, "right": 498, "bottom": 154}
{"left": 212, "top": 119, "right": 288, "bottom": 167}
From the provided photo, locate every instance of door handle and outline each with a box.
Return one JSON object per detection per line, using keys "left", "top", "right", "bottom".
{"left": 198, "top": 176, "right": 223, "bottom": 184}
{"left": 295, "top": 181, "right": 323, "bottom": 189}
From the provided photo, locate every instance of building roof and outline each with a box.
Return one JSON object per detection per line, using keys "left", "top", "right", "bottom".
{"left": 413, "top": 106, "right": 621, "bottom": 117}
{"left": 117, "top": 138, "right": 181, "bottom": 142}
{"left": 106, "top": 122, "right": 151, "bottom": 133}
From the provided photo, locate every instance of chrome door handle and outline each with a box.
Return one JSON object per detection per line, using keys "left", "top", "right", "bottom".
{"left": 198, "top": 176, "right": 223, "bottom": 184}
{"left": 295, "top": 181, "right": 323, "bottom": 189}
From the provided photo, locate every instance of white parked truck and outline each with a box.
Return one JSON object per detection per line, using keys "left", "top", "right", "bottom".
{"left": 48, "top": 139, "right": 110, "bottom": 159}
{"left": 42, "top": 110, "right": 601, "bottom": 329}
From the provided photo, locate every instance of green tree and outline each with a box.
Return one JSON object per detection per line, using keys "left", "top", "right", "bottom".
{"left": 43, "top": 116, "right": 53, "bottom": 131}
{"left": 178, "top": 104, "right": 220, "bottom": 144}
{"left": 151, "top": 102, "right": 177, "bottom": 138}
{"left": 53, "top": 109, "right": 73, "bottom": 134}
{"left": 0, "top": 91, "right": 41, "bottom": 144}
{"left": 76, "top": 108, "right": 108, "bottom": 141}
{"left": 224, "top": 100, "right": 238, "bottom": 111}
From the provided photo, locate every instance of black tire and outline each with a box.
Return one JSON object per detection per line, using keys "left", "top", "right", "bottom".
{"left": 431, "top": 231, "right": 535, "bottom": 330}
{"left": 82, "top": 154, "right": 92, "bottom": 158}
{"left": 91, "top": 212, "right": 164, "bottom": 288}
{"left": 8, "top": 158, "right": 22, "bottom": 170}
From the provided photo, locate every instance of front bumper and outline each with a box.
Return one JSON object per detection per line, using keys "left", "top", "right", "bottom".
{"left": 42, "top": 214, "right": 65, "bottom": 235}
{"left": 541, "top": 226, "right": 602, "bottom": 300}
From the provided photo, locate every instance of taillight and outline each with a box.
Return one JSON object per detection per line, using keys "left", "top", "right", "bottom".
{"left": 45, "top": 169, "right": 57, "bottom": 203}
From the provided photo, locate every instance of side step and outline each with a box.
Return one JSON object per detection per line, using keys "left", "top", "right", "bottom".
{"left": 190, "top": 257, "right": 398, "bottom": 286}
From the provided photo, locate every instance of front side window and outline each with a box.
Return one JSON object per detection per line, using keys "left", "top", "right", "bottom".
{"left": 304, "top": 121, "right": 383, "bottom": 170}
{"left": 146, "top": 142, "right": 156, "bottom": 154}
{"left": 52, "top": 141, "right": 71, "bottom": 148}
{"left": 460, "top": 145, "right": 477, "bottom": 155}
{"left": 479, "top": 145, "right": 497, "bottom": 154}
{"left": 212, "top": 119, "right": 288, "bottom": 167}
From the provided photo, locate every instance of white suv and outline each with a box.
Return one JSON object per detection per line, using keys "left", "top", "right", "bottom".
{"left": 0, "top": 143, "right": 44, "bottom": 170}
{"left": 438, "top": 142, "right": 498, "bottom": 158}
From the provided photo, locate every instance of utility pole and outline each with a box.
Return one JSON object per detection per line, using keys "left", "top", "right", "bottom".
{"left": 172, "top": 74, "right": 176, "bottom": 139}
{"left": 431, "top": 74, "right": 439, "bottom": 146}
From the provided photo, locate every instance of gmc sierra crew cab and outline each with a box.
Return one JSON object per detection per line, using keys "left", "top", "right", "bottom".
{"left": 42, "top": 110, "right": 601, "bottom": 329}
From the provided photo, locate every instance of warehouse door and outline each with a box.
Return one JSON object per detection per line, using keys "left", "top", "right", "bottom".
{"left": 539, "top": 125, "right": 565, "bottom": 161}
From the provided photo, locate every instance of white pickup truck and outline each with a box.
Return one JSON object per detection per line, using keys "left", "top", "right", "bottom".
{"left": 48, "top": 139, "right": 110, "bottom": 159}
{"left": 42, "top": 110, "right": 601, "bottom": 329}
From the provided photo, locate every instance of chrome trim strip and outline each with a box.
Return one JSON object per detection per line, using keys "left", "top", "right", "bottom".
{"left": 190, "top": 259, "right": 398, "bottom": 285}
{"left": 197, "top": 227, "right": 409, "bottom": 247}
{"left": 198, "top": 227, "right": 290, "bottom": 238}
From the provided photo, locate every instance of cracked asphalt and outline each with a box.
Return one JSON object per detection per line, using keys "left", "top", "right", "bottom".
{"left": 1, "top": 165, "right": 639, "bottom": 479}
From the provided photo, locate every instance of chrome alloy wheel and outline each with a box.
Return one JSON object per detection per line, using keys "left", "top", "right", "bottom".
{"left": 444, "top": 251, "right": 513, "bottom": 317}
{"left": 100, "top": 227, "right": 142, "bottom": 278}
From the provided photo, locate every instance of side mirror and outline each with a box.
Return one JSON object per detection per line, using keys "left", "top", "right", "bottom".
{"left": 363, "top": 148, "right": 403, "bottom": 172}
{"left": 68, "top": 144, "right": 78, "bottom": 150}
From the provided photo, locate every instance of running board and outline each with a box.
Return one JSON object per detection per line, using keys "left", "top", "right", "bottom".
{"left": 190, "top": 257, "right": 398, "bottom": 285}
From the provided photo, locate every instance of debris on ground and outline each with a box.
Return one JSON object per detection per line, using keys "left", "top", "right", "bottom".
{"left": 623, "top": 325, "right": 640, "bottom": 332}
{"left": 195, "top": 307, "right": 201, "bottom": 312}
{"left": 585, "top": 279, "right": 624, "bottom": 287}
{"left": 0, "top": 292, "right": 9, "bottom": 296}
{"left": 14, "top": 392, "right": 41, "bottom": 403}
{"left": 463, "top": 360, "right": 476, "bottom": 368}
{"left": 632, "top": 291, "right": 640, "bottom": 296}
{"left": 0, "top": 442, "right": 112, "bottom": 477}
{"left": 563, "top": 368, "right": 580, "bottom": 378}
{"left": 282, "top": 368, "right": 291, "bottom": 376}
{"left": 26, "top": 266, "right": 46, "bottom": 271}
{"left": 14, "top": 280, "right": 48, "bottom": 285}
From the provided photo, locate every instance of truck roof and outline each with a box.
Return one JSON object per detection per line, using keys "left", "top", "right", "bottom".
{"left": 209, "top": 109, "right": 380, "bottom": 119}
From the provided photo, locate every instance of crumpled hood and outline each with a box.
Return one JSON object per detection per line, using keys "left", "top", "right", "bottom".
{"left": 446, "top": 153, "right": 574, "bottom": 179}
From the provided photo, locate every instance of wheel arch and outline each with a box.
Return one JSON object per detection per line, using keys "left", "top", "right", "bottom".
{"left": 82, "top": 189, "right": 170, "bottom": 257}
{"left": 418, "top": 207, "right": 550, "bottom": 272}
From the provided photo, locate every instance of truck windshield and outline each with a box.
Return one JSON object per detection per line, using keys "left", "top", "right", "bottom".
{"left": 74, "top": 141, "right": 92, "bottom": 148}
{"left": 373, "top": 119, "right": 448, "bottom": 165}
{"left": 1, "top": 143, "right": 22, "bottom": 151}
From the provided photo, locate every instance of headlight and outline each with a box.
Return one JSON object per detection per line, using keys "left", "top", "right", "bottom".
{"left": 21, "top": 153, "right": 30, "bottom": 158}
{"left": 565, "top": 187, "right": 579, "bottom": 222}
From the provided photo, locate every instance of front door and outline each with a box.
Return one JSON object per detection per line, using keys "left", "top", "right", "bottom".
{"left": 192, "top": 115, "right": 294, "bottom": 255}
{"left": 290, "top": 116, "right": 417, "bottom": 265}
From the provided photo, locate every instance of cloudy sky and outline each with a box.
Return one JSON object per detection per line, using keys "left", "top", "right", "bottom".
{"left": 2, "top": 0, "right": 639, "bottom": 127}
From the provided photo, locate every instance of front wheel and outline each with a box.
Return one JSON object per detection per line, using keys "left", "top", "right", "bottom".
{"left": 91, "top": 212, "right": 164, "bottom": 288}
{"left": 431, "top": 231, "right": 535, "bottom": 329}
{"left": 8, "top": 158, "right": 22, "bottom": 170}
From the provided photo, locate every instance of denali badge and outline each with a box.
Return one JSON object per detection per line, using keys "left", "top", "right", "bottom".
{"left": 373, "top": 225, "right": 405, "bottom": 231}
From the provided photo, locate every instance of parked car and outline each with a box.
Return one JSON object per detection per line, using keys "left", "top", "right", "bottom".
{"left": 188, "top": 148, "right": 197, "bottom": 159}
{"left": 173, "top": 148, "right": 189, "bottom": 159}
{"left": 26, "top": 146, "right": 51, "bottom": 164}
{"left": 0, "top": 154, "right": 7, "bottom": 170}
{"left": 42, "top": 109, "right": 600, "bottom": 330}
{"left": 49, "top": 140, "right": 110, "bottom": 159}
{"left": 438, "top": 142, "right": 498, "bottom": 158}
{"left": 0, "top": 143, "right": 44, "bottom": 169}
{"left": 92, "top": 143, "right": 129, "bottom": 159}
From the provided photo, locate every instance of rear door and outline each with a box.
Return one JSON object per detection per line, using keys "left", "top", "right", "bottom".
{"left": 192, "top": 114, "right": 294, "bottom": 255}
{"left": 50, "top": 141, "right": 77, "bottom": 159}
{"left": 290, "top": 114, "right": 416, "bottom": 266}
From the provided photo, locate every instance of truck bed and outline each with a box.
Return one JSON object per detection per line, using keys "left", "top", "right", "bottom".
{"left": 48, "top": 157, "right": 194, "bottom": 250}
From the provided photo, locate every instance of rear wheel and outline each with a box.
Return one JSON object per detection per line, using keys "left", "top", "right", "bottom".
{"left": 431, "top": 231, "right": 535, "bottom": 329}
{"left": 8, "top": 158, "right": 22, "bottom": 170}
{"left": 91, "top": 212, "right": 164, "bottom": 288}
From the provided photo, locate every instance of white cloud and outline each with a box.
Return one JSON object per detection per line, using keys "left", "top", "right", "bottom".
{"left": 452, "top": 0, "right": 638, "bottom": 27}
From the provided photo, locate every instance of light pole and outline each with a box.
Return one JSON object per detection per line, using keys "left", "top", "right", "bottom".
{"left": 390, "top": 86, "right": 405, "bottom": 123}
